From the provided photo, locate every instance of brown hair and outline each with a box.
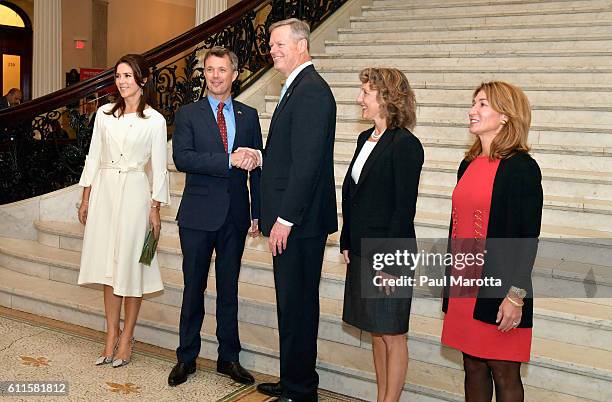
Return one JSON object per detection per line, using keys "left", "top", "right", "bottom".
{"left": 466, "top": 81, "right": 531, "bottom": 161}
{"left": 359, "top": 67, "right": 416, "bottom": 130}
{"left": 203, "top": 46, "right": 239, "bottom": 72}
{"left": 105, "top": 54, "right": 156, "bottom": 119}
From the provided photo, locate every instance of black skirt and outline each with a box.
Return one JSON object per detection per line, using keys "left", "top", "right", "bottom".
{"left": 342, "top": 253, "right": 413, "bottom": 334}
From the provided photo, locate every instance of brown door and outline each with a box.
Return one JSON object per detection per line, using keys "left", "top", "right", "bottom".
{"left": 0, "top": 2, "right": 32, "bottom": 101}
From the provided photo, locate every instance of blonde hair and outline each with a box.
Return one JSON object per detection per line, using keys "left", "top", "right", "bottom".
{"left": 466, "top": 81, "right": 531, "bottom": 161}
{"left": 359, "top": 67, "right": 416, "bottom": 130}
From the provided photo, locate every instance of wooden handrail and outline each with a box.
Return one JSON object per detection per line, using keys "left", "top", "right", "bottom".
{"left": 0, "top": 0, "right": 266, "bottom": 125}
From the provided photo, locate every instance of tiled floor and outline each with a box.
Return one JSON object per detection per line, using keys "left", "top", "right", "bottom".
{"left": 0, "top": 307, "right": 360, "bottom": 402}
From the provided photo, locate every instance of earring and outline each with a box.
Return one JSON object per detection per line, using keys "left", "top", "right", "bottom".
{"left": 501, "top": 120, "right": 507, "bottom": 125}
{"left": 140, "top": 88, "right": 144, "bottom": 95}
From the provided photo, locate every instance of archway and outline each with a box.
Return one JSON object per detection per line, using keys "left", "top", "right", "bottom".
{"left": 0, "top": 1, "right": 32, "bottom": 101}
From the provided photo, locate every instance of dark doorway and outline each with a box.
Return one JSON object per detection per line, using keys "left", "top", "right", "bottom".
{"left": 0, "top": 1, "right": 32, "bottom": 101}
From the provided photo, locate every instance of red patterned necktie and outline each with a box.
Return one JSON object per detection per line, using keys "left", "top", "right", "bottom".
{"left": 217, "top": 101, "right": 228, "bottom": 152}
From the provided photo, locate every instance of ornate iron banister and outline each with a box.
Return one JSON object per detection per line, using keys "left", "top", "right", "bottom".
{"left": 0, "top": 0, "right": 348, "bottom": 204}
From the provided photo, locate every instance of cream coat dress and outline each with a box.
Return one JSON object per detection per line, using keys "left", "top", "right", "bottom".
{"left": 77, "top": 104, "right": 170, "bottom": 296}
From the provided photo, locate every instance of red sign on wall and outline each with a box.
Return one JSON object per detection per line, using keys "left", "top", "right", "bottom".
{"left": 79, "top": 68, "right": 105, "bottom": 81}
{"left": 80, "top": 68, "right": 114, "bottom": 95}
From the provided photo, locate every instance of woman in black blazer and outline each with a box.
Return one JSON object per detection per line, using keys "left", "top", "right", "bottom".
{"left": 441, "top": 81, "right": 543, "bottom": 402}
{"left": 340, "top": 68, "right": 424, "bottom": 402}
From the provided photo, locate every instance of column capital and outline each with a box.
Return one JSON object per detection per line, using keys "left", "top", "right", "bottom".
{"left": 33, "top": 0, "right": 62, "bottom": 99}
{"left": 195, "top": 0, "right": 227, "bottom": 26}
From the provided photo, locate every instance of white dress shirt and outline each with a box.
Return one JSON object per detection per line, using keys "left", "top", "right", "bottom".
{"left": 351, "top": 139, "right": 377, "bottom": 184}
{"left": 280, "top": 60, "right": 313, "bottom": 102}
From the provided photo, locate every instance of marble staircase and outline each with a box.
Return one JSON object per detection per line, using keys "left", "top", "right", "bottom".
{"left": 1, "top": 0, "right": 612, "bottom": 400}
{"left": 1, "top": 227, "right": 611, "bottom": 401}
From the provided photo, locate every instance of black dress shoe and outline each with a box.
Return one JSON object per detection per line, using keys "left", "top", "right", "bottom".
{"left": 216, "top": 360, "right": 255, "bottom": 385}
{"left": 257, "top": 381, "right": 283, "bottom": 397}
{"left": 168, "top": 361, "right": 196, "bottom": 387}
{"left": 272, "top": 398, "right": 295, "bottom": 402}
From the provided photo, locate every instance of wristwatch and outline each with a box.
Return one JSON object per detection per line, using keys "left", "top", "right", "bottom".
{"left": 509, "top": 286, "right": 527, "bottom": 299}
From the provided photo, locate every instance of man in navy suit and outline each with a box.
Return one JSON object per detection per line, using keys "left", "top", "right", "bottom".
{"left": 254, "top": 19, "right": 337, "bottom": 402}
{"left": 168, "top": 46, "right": 262, "bottom": 387}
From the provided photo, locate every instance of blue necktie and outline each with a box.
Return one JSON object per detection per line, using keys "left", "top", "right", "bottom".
{"left": 278, "top": 83, "right": 288, "bottom": 106}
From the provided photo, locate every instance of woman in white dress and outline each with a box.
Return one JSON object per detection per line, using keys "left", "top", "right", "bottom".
{"left": 77, "top": 54, "right": 170, "bottom": 367}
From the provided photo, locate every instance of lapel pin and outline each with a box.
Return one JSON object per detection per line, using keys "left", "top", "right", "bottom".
{"left": 237, "top": 110, "right": 243, "bottom": 115}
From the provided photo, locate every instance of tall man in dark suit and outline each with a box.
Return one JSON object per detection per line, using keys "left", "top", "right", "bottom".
{"left": 255, "top": 18, "right": 338, "bottom": 402}
{"left": 168, "top": 46, "right": 262, "bottom": 387}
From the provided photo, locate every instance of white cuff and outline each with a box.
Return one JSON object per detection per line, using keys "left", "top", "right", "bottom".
{"left": 276, "top": 217, "right": 293, "bottom": 227}
{"left": 256, "top": 150, "right": 263, "bottom": 167}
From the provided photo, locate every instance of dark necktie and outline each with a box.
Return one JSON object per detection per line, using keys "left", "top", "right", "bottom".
{"left": 217, "top": 101, "right": 228, "bottom": 152}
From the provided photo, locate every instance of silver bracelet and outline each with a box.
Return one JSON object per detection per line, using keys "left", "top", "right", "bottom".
{"left": 509, "top": 286, "right": 527, "bottom": 299}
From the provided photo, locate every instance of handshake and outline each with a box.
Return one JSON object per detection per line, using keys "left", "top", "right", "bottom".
{"left": 230, "top": 147, "right": 261, "bottom": 171}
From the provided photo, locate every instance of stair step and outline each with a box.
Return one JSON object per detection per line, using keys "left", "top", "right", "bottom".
{"left": 7, "top": 222, "right": 612, "bottom": 314}
{"left": 326, "top": 36, "right": 612, "bottom": 54}
{"left": 167, "top": 158, "right": 612, "bottom": 235}
{"left": 318, "top": 66, "right": 612, "bottom": 86}
{"left": 8, "top": 211, "right": 606, "bottom": 278}
{"left": 350, "top": 9, "right": 612, "bottom": 29}
{"left": 259, "top": 113, "right": 612, "bottom": 148}
{"left": 361, "top": 0, "right": 610, "bottom": 17}
{"left": 265, "top": 95, "right": 612, "bottom": 128}
{"left": 0, "top": 261, "right": 610, "bottom": 400}
{"left": 257, "top": 115, "right": 612, "bottom": 176}
{"left": 266, "top": 93, "right": 612, "bottom": 115}
{"left": 1, "top": 266, "right": 598, "bottom": 401}
{"left": 169, "top": 165, "right": 612, "bottom": 212}
{"left": 169, "top": 165, "right": 612, "bottom": 219}
{"left": 372, "top": 0, "right": 601, "bottom": 6}
{"left": 312, "top": 51, "right": 612, "bottom": 71}
{"left": 337, "top": 21, "right": 612, "bottom": 41}
{"left": 328, "top": 132, "right": 612, "bottom": 158}
{"left": 168, "top": 157, "right": 612, "bottom": 209}
{"left": 321, "top": 82, "right": 612, "bottom": 108}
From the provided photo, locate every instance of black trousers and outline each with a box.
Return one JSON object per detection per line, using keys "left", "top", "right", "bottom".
{"left": 176, "top": 214, "right": 247, "bottom": 363}
{"left": 273, "top": 234, "right": 327, "bottom": 401}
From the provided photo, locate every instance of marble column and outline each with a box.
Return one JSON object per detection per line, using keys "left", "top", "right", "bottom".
{"left": 195, "top": 0, "right": 227, "bottom": 25}
{"left": 194, "top": 0, "right": 228, "bottom": 80}
{"left": 32, "top": 0, "right": 62, "bottom": 99}
{"left": 92, "top": 0, "right": 109, "bottom": 68}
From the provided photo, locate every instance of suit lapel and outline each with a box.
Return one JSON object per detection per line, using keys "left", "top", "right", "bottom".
{"left": 198, "top": 98, "right": 225, "bottom": 150}
{"left": 266, "top": 65, "right": 314, "bottom": 149}
{"left": 351, "top": 129, "right": 395, "bottom": 197}
{"left": 232, "top": 101, "right": 245, "bottom": 151}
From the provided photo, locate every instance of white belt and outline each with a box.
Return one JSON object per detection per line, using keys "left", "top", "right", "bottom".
{"left": 100, "top": 162, "right": 145, "bottom": 173}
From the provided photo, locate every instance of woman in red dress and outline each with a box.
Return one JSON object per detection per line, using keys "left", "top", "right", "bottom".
{"left": 441, "top": 81, "right": 543, "bottom": 401}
